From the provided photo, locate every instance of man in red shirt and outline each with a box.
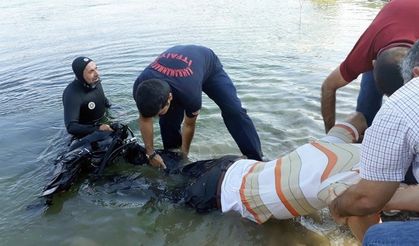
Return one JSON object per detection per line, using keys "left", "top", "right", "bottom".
{"left": 321, "top": 0, "right": 419, "bottom": 132}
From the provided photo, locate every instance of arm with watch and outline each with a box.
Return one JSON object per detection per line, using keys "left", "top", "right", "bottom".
{"left": 139, "top": 116, "right": 167, "bottom": 169}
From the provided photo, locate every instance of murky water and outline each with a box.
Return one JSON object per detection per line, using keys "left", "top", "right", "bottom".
{"left": 0, "top": 0, "right": 384, "bottom": 245}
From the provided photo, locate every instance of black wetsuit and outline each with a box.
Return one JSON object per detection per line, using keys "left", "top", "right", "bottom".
{"left": 63, "top": 79, "right": 110, "bottom": 138}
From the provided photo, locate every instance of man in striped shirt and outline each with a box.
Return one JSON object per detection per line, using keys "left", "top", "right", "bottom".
{"left": 218, "top": 116, "right": 364, "bottom": 223}
{"left": 185, "top": 113, "right": 369, "bottom": 231}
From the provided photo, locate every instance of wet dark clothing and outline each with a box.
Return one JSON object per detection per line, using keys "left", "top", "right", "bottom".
{"left": 133, "top": 45, "right": 263, "bottom": 160}
{"left": 63, "top": 79, "right": 110, "bottom": 138}
{"left": 183, "top": 155, "right": 239, "bottom": 213}
{"left": 43, "top": 122, "right": 241, "bottom": 211}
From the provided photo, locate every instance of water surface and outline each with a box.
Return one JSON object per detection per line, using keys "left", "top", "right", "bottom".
{"left": 0, "top": 0, "right": 384, "bottom": 245}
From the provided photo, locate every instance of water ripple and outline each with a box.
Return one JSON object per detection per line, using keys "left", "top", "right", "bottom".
{"left": 0, "top": 0, "right": 385, "bottom": 244}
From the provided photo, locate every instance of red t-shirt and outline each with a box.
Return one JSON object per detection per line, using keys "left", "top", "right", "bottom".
{"left": 340, "top": 0, "right": 419, "bottom": 82}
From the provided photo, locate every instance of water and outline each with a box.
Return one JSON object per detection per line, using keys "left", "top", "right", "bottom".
{"left": 0, "top": 0, "right": 384, "bottom": 245}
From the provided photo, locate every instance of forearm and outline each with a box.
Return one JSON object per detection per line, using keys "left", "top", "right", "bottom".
{"left": 181, "top": 117, "right": 196, "bottom": 155}
{"left": 384, "top": 185, "right": 419, "bottom": 212}
{"left": 321, "top": 67, "right": 349, "bottom": 133}
{"left": 66, "top": 122, "right": 98, "bottom": 136}
{"left": 331, "top": 189, "right": 377, "bottom": 217}
{"left": 139, "top": 117, "right": 154, "bottom": 154}
{"left": 331, "top": 179, "right": 399, "bottom": 217}
{"left": 321, "top": 86, "right": 336, "bottom": 133}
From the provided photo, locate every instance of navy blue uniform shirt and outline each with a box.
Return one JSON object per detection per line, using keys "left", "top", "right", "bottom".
{"left": 133, "top": 45, "right": 221, "bottom": 117}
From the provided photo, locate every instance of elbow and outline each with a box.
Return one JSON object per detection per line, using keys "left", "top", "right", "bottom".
{"left": 185, "top": 120, "right": 196, "bottom": 127}
{"left": 357, "top": 197, "right": 385, "bottom": 215}
{"left": 184, "top": 117, "right": 197, "bottom": 128}
{"left": 66, "top": 124, "right": 78, "bottom": 136}
{"left": 321, "top": 81, "right": 336, "bottom": 96}
{"left": 184, "top": 122, "right": 196, "bottom": 130}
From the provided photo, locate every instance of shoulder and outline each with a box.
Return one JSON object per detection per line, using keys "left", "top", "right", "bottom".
{"left": 384, "top": 78, "right": 419, "bottom": 122}
{"left": 63, "top": 80, "right": 83, "bottom": 103}
{"left": 63, "top": 81, "right": 77, "bottom": 97}
{"left": 364, "top": 79, "right": 419, "bottom": 145}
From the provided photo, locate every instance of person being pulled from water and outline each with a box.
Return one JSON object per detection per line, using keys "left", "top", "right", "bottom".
{"left": 182, "top": 114, "right": 368, "bottom": 235}
{"left": 140, "top": 112, "right": 415, "bottom": 241}
{"left": 63, "top": 56, "right": 113, "bottom": 138}
{"left": 133, "top": 45, "right": 263, "bottom": 169}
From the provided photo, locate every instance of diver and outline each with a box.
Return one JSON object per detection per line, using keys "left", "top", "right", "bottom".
{"left": 63, "top": 56, "right": 113, "bottom": 138}
{"left": 44, "top": 57, "right": 131, "bottom": 199}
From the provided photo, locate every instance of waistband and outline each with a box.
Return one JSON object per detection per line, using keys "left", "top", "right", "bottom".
{"left": 216, "top": 160, "right": 237, "bottom": 209}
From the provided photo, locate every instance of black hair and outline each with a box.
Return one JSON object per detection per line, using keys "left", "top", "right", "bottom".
{"left": 135, "top": 79, "right": 171, "bottom": 117}
{"left": 373, "top": 47, "right": 408, "bottom": 96}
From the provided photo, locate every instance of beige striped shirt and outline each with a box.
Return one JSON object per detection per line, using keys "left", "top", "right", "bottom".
{"left": 221, "top": 123, "right": 361, "bottom": 223}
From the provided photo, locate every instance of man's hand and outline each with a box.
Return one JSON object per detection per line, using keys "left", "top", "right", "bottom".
{"left": 329, "top": 201, "right": 349, "bottom": 225}
{"left": 99, "top": 124, "right": 114, "bottom": 132}
{"left": 148, "top": 153, "right": 166, "bottom": 169}
{"left": 327, "top": 186, "right": 349, "bottom": 225}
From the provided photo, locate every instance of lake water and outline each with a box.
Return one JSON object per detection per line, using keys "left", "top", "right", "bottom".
{"left": 0, "top": 0, "right": 385, "bottom": 245}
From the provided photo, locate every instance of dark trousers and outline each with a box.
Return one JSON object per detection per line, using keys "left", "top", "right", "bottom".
{"left": 183, "top": 155, "right": 240, "bottom": 213}
{"left": 356, "top": 71, "right": 383, "bottom": 126}
{"left": 363, "top": 221, "right": 419, "bottom": 246}
{"left": 159, "top": 67, "right": 263, "bottom": 161}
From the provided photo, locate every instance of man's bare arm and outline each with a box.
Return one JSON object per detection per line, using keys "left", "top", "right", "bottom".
{"left": 139, "top": 116, "right": 166, "bottom": 169}
{"left": 321, "top": 67, "right": 350, "bottom": 133}
{"left": 329, "top": 178, "right": 399, "bottom": 223}
{"left": 384, "top": 184, "right": 419, "bottom": 212}
{"left": 181, "top": 115, "right": 197, "bottom": 157}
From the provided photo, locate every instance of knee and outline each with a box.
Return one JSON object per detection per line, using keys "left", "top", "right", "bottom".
{"left": 221, "top": 104, "right": 247, "bottom": 118}
{"left": 363, "top": 224, "right": 384, "bottom": 245}
{"left": 159, "top": 119, "right": 180, "bottom": 131}
{"left": 362, "top": 222, "right": 400, "bottom": 245}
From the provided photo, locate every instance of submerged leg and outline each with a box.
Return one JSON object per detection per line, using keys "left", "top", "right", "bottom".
{"left": 203, "top": 68, "right": 262, "bottom": 160}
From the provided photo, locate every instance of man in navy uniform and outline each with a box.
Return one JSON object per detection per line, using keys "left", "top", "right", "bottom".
{"left": 133, "top": 45, "right": 262, "bottom": 169}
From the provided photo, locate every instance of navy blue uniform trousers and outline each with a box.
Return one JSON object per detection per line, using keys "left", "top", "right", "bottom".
{"left": 356, "top": 71, "right": 383, "bottom": 126}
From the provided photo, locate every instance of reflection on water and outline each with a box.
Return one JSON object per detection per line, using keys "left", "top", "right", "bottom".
{"left": 0, "top": 0, "right": 384, "bottom": 245}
